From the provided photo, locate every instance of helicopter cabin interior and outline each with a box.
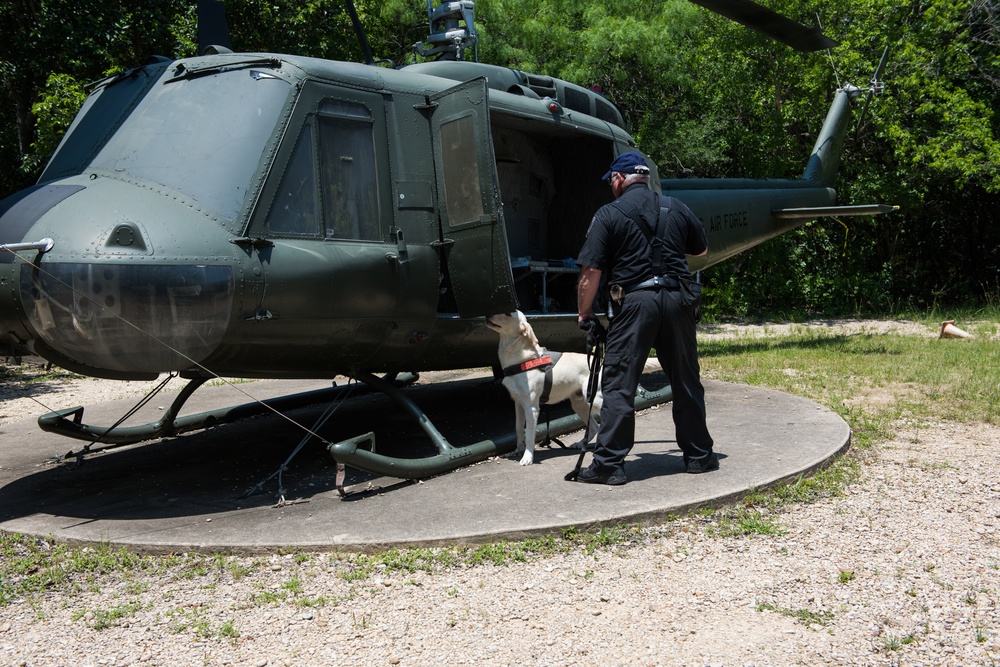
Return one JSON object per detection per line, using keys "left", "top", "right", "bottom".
{"left": 489, "top": 114, "right": 613, "bottom": 315}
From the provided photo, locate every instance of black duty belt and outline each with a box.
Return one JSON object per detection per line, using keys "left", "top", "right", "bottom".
{"left": 627, "top": 275, "right": 680, "bottom": 291}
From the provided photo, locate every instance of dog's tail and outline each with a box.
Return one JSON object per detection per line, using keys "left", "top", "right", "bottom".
{"left": 643, "top": 356, "right": 662, "bottom": 374}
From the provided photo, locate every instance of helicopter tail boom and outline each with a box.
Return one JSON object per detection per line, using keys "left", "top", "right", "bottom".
{"left": 802, "top": 86, "right": 859, "bottom": 188}
{"left": 659, "top": 80, "right": 892, "bottom": 271}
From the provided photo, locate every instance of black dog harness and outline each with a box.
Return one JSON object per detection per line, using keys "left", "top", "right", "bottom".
{"left": 502, "top": 351, "right": 563, "bottom": 405}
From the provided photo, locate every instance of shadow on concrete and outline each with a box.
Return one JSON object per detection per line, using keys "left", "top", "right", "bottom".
{"left": 0, "top": 372, "right": 585, "bottom": 523}
{"left": 0, "top": 375, "right": 847, "bottom": 552}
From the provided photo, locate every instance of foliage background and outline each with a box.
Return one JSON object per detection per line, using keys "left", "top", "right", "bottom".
{"left": 2, "top": 0, "right": 998, "bottom": 318}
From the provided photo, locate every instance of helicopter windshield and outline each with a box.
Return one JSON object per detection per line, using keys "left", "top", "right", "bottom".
{"left": 89, "top": 67, "right": 291, "bottom": 221}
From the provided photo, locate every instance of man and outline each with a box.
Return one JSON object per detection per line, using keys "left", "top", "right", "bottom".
{"left": 575, "top": 151, "right": 717, "bottom": 485}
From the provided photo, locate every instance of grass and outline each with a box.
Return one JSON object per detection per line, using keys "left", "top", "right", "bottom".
{"left": 706, "top": 507, "right": 785, "bottom": 537}
{"left": 330, "top": 525, "right": 644, "bottom": 583}
{"left": 73, "top": 599, "right": 143, "bottom": 630}
{"left": 0, "top": 362, "right": 81, "bottom": 385}
{"left": 699, "top": 313, "right": 1000, "bottom": 427}
{"left": 756, "top": 602, "right": 834, "bottom": 627}
{"left": 685, "top": 311, "right": 1000, "bottom": 537}
{"left": 165, "top": 606, "right": 238, "bottom": 640}
{"left": 880, "top": 632, "right": 916, "bottom": 651}
{"left": 0, "top": 535, "right": 159, "bottom": 605}
{"left": 0, "top": 524, "right": 648, "bottom": 611}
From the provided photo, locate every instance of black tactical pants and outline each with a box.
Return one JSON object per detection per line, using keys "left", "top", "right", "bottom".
{"left": 592, "top": 285, "right": 713, "bottom": 471}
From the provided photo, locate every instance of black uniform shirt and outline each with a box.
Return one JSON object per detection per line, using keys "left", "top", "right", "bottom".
{"left": 577, "top": 183, "right": 708, "bottom": 286}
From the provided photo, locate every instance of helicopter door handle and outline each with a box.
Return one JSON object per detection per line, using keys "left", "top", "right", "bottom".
{"left": 385, "top": 228, "right": 409, "bottom": 267}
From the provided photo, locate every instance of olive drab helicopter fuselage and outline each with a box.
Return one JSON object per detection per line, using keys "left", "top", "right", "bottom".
{"left": 0, "top": 0, "right": 890, "bottom": 478}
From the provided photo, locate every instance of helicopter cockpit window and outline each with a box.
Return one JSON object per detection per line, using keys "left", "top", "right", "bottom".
{"left": 440, "top": 113, "right": 484, "bottom": 227}
{"left": 317, "top": 103, "right": 380, "bottom": 241}
{"left": 266, "top": 124, "right": 320, "bottom": 236}
{"left": 89, "top": 69, "right": 291, "bottom": 222}
{"left": 265, "top": 99, "right": 380, "bottom": 241}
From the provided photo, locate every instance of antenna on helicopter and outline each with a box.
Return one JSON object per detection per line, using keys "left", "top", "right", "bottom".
{"left": 341, "top": 0, "right": 395, "bottom": 68}
{"left": 854, "top": 46, "right": 890, "bottom": 139}
{"left": 414, "top": 0, "right": 478, "bottom": 61}
{"left": 345, "top": 0, "right": 376, "bottom": 66}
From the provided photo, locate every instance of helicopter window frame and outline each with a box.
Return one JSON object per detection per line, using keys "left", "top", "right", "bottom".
{"left": 260, "top": 86, "right": 387, "bottom": 243}
{"left": 438, "top": 111, "right": 486, "bottom": 228}
{"left": 265, "top": 122, "right": 321, "bottom": 237}
{"left": 315, "top": 100, "right": 382, "bottom": 242}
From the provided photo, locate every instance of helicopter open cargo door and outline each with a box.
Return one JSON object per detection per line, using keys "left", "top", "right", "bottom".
{"left": 430, "top": 77, "right": 517, "bottom": 318}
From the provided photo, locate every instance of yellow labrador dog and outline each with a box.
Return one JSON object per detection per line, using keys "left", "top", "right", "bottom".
{"left": 487, "top": 311, "right": 659, "bottom": 465}
{"left": 486, "top": 311, "right": 600, "bottom": 465}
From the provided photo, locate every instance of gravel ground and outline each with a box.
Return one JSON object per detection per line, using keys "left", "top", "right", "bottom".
{"left": 1, "top": 320, "right": 998, "bottom": 666}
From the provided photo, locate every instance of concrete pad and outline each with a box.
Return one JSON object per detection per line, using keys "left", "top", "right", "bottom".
{"left": 0, "top": 375, "right": 849, "bottom": 552}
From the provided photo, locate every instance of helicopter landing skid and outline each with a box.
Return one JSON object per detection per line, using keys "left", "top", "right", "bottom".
{"left": 327, "top": 373, "right": 674, "bottom": 486}
{"left": 36, "top": 374, "right": 417, "bottom": 452}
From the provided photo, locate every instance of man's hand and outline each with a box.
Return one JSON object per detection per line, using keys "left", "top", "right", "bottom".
{"left": 579, "top": 316, "right": 606, "bottom": 351}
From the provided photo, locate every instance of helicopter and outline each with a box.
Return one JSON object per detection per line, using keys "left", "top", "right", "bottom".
{"left": 0, "top": 0, "right": 890, "bottom": 482}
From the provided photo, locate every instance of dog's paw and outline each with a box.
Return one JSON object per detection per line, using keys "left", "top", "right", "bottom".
{"left": 518, "top": 451, "right": 534, "bottom": 465}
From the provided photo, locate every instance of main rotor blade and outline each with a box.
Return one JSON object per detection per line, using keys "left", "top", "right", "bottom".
{"left": 689, "top": 0, "right": 839, "bottom": 52}
{"left": 197, "top": 0, "right": 233, "bottom": 55}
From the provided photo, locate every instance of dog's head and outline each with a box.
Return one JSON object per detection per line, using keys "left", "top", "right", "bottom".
{"left": 486, "top": 311, "right": 538, "bottom": 346}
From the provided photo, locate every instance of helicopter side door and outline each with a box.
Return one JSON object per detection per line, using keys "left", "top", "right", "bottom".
{"left": 235, "top": 81, "right": 440, "bottom": 373}
{"left": 429, "top": 77, "right": 517, "bottom": 318}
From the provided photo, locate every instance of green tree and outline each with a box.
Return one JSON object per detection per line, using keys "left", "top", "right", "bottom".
{"left": 0, "top": 0, "right": 191, "bottom": 194}
{"left": 477, "top": 0, "right": 711, "bottom": 174}
{"left": 812, "top": 0, "right": 1000, "bottom": 310}
{"left": 0, "top": 1, "right": 427, "bottom": 197}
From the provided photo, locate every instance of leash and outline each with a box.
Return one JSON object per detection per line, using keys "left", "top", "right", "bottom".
{"left": 564, "top": 317, "right": 605, "bottom": 481}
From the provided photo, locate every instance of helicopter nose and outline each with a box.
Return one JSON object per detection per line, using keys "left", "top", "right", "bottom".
{"left": 23, "top": 261, "right": 235, "bottom": 377}
{"left": 0, "top": 179, "right": 237, "bottom": 379}
{"left": 0, "top": 184, "right": 89, "bottom": 351}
